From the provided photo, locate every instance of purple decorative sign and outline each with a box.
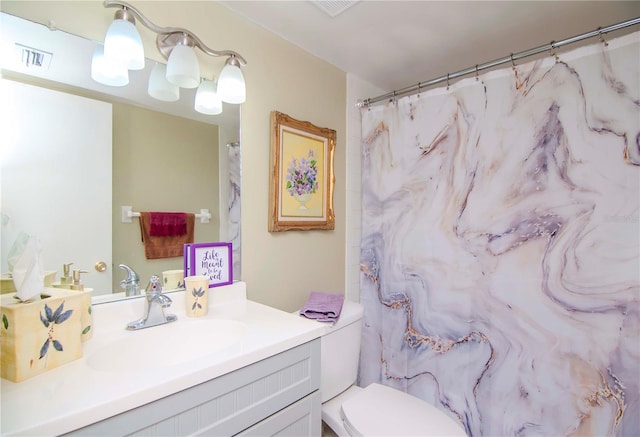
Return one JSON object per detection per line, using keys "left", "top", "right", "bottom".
{"left": 183, "top": 242, "right": 233, "bottom": 288}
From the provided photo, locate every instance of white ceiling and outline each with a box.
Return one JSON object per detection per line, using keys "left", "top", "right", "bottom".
{"left": 3, "top": 1, "right": 637, "bottom": 116}
{"left": 220, "top": 1, "right": 639, "bottom": 98}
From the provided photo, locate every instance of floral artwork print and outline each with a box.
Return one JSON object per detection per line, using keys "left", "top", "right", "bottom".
{"left": 268, "top": 111, "right": 336, "bottom": 231}
{"left": 39, "top": 301, "right": 73, "bottom": 359}
{"left": 286, "top": 149, "right": 318, "bottom": 197}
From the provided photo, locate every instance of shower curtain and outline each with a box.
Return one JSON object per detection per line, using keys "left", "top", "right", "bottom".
{"left": 359, "top": 31, "right": 639, "bottom": 436}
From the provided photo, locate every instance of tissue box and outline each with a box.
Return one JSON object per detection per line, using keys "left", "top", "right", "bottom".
{"left": 0, "top": 288, "right": 87, "bottom": 382}
{"left": 0, "top": 271, "right": 57, "bottom": 294}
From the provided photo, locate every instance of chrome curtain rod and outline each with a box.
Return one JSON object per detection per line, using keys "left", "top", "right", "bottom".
{"left": 357, "top": 17, "right": 640, "bottom": 108}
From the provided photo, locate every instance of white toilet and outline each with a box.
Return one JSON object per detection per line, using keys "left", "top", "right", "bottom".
{"left": 317, "top": 300, "right": 467, "bottom": 437}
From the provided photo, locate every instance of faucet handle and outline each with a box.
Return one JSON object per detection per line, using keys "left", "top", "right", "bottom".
{"left": 118, "top": 264, "right": 140, "bottom": 283}
{"left": 126, "top": 274, "right": 177, "bottom": 330}
{"left": 145, "top": 275, "right": 163, "bottom": 294}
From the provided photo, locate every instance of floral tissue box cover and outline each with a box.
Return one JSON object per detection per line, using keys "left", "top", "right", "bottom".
{"left": 0, "top": 288, "right": 88, "bottom": 382}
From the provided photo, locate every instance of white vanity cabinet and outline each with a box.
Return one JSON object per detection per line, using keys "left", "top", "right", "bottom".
{"left": 1, "top": 283, "right": 326, "bottom": 436}
{"left": 64, "top": 339, "right": 321, "bottom": 436}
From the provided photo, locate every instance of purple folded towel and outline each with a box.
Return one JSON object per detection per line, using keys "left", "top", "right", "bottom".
{"left": 300, "top": 292, "right": 345, "bottom": 323}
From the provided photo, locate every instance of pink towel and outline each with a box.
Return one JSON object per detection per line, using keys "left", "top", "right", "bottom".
{"left": 149, "top": 212, "right": 188, "bottom": 237}
{"left": 300, "top": 292, "right": 344, "bottom": 323}
{"left": 139, "top": 212, "right": 194, "bottom": 259}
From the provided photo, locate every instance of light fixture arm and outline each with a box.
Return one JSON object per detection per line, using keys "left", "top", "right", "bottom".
{"left": 103, "top": 0, "right": 247, "bottom": 65}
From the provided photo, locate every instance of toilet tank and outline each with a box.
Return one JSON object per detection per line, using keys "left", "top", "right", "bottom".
{"left": 320, "top": 300, "right": 364, "bottom": 403}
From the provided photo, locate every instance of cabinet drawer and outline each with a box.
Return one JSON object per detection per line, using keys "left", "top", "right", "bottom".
{"left": 236, "top": 391, "right": 321, "bottom": 437}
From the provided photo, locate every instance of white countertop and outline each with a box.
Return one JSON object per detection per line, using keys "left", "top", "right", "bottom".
{"left": 0, "top": 282, "right": 324, "bottom": 436}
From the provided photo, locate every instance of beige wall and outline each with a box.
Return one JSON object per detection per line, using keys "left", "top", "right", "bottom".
{"left": 112, "top": 103, "right": 220, "bottom": 285}
{"left": 2, "top": 1, "right": 347, "bottom": 311}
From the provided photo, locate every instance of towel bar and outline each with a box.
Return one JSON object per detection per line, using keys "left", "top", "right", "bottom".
{"left": 120, "top": 206, "right": 211, "bottom": 224}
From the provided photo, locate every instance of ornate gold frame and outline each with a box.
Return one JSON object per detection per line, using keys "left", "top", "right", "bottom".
{"left": 269, "top": 111, "right": 336, "bottom": 232}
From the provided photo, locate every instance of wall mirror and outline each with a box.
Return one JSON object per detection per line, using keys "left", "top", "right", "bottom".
{"left": 0, "top": 12, "right": 241, "bottom": 301}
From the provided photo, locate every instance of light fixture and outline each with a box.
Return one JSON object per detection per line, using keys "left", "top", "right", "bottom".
{"left": 165, "top": 35, "right": 200, "bottom": 89}
{"left": 103, "top": 8, "right": 144, "bottom": 70}
{"left": 95, "top": 0, "right": 248, "bottom": 114}
{"left": 217, "top": 55, "right": 246, "bottom": 104}
{"left": 195, "top": 79, "right": 222, "bottom": 115}
{"left": 91, "top": 45, "right": 129, "bottom": 87}
{"left": 147, "top": 62, "right": 179, "bottom": 102}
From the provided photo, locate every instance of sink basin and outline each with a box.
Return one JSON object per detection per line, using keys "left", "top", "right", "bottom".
{"left": 87, "top": 318, "right": 247, "bottom": 372}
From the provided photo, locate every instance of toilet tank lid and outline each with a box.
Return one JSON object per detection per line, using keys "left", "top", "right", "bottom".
{"left": 323, "top": 300, "right": 363, "bottom": 332}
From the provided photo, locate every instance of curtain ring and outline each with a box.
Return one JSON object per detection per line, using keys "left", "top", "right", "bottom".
{"left": 475, "top": 65, "right": 479, "bottom": 82}
{"left": 550, "top": 41, "right": 560, "bottom": 63}
{"left": 510, "top": 53, "right": 517, "bottom": 70}
{"left": 597, "top": 27, "right": 609, "bottom": 47}
{"left": 446, "top": 73, "right": 450, "bottom": 90}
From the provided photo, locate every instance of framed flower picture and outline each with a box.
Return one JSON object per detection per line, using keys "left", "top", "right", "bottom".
{"left": 269, "top": 111, "right": 336, "bottom": 231}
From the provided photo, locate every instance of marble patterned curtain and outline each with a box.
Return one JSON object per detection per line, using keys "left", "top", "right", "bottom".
{"left": 359, "top": 32, "right": 639, "bottom": 436}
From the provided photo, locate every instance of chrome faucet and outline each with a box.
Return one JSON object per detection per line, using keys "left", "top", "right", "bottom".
{"left": 119, "top": 264, "right": 141, "bottom": 296}
{"left": 126, "top": 275, "right": 177, "bottom": 330}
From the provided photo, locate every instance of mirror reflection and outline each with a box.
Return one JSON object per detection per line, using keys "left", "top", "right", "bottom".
{"left": 0, "top": 12, "right": 241, "bottom": 299}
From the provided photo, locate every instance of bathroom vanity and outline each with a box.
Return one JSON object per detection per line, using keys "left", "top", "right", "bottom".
{"left": 0, "top": 282, "right": 325, "bottom": 436}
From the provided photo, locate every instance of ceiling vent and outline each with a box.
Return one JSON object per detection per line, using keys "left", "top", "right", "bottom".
{"left": 15, "top": 43, "right": 52, "bottom": 69}
{"left": 312, "top": 0, "right": 360, "bottom": 17}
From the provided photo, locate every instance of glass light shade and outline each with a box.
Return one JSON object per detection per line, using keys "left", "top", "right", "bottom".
{"left": 217, "top": 62, "right": 246, "bottom": 104}
{"left": 91, "top": 46, "right": 129, "bottom": 87}
{"left": 195, "top": 80, "right": 222, "bottom": 115}
{"left": 166, "top": 44, "right": 200, "bottom": 89}
{"left": 104, "top": 18, "right": 145, "bottom": 70}
{"left": 148, "top": 63, "right": 180, "bottom": 102}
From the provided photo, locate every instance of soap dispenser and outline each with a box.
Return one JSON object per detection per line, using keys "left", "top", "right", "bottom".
{"left": 70, "top": 269, "right": 88, "bottom": 291}
{"left": 52, "top": 263, "right": 74, "bottom": 289}
{"left": 60, "top": 262, "right": 74, "bottom": 285}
